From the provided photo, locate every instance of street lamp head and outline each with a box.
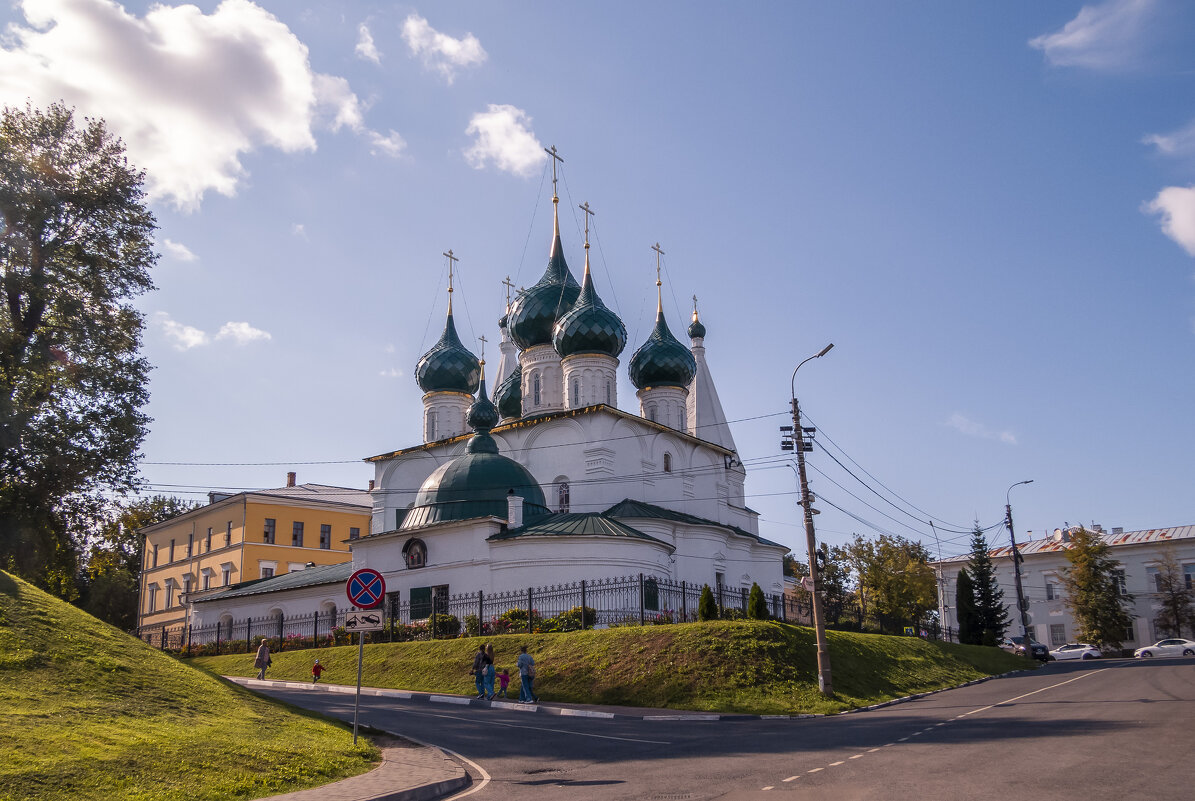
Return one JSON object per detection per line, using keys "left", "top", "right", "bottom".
{"left": 1006, "top": 479, "right": 1034, "bottom": 506}
{"left": 816, "top": 343, "right": 834, "bottom": 358}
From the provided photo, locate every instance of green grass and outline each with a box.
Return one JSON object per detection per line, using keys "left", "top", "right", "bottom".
{"left": 192, "top": 621, "right": 1032, "bottom": 716}
{"left": 0, "top": 571, "right": 378, "bottom": 801}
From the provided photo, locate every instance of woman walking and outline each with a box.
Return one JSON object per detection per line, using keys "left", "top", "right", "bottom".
{"left": 483, "top": 643, "right": 497, "bottom": 700}
{"left": 517, "top": 644, "right": 538, "bottom": 703}
{"left": 254, "top": 640, "right": 272, "bottom": 680}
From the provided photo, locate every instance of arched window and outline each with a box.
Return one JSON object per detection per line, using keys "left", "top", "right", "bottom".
{"left": 557, "top": 482, "right": 570, "bottom": 513}
{"left": 605, "top": 380, "right": 611, "bottom": 405}
{"left": 427, "top": 410, "right": 437, "bottom": 441}
{"left": 570, "top": 377, "right": 579, "bottom": 407}
{"left": 647, "top": 403, "right": 657, "bottom": 422}
{"left": 663, "top": 453, "right": 672, "bottom": 473}
{"left": 403, "top": 538, "right": 427, "bottom": 569}
{"left": 533, "top": 372, "right": 541, "bottom": 406}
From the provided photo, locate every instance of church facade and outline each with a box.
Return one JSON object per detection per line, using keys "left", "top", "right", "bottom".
{"left": 190, "top": 177, "right": 784, "bottom": 627}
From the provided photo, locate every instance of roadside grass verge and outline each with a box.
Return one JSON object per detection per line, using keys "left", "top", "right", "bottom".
{"left": 192, "top": 621, "right": 1032, "bottom": 715}
{"left": 0, "top": 571, "right": 378, "bottom": 801}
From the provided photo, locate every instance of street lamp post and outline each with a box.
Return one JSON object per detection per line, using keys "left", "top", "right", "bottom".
{"left": 791, "top": 343, "right": 834, "bottom": 696}
{"left": 1006, "top": 480, "right": 1034, "bottom": 646}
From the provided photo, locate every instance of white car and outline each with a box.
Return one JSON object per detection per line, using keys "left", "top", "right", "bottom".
{"left": 1049, "top": 643, "right": 1102, "bottom": 661}
{"left": 1133, "top": 638, "right": 1195, "bottom": 658}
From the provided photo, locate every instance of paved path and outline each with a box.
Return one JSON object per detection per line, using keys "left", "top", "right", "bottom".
{"left": 264, "top": 736, "right": 466, "bottom": 801}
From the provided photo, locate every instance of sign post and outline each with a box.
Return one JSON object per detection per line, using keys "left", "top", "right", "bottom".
{"left": 346, "top": 568, "right": 386, "bottom": 745}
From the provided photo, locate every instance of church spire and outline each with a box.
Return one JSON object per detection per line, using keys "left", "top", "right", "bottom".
{"left": 651, "top": 242, "right": 664, "bottom": 317}
{"left": 443, "top": 249, "right": 457, "bottom": 314}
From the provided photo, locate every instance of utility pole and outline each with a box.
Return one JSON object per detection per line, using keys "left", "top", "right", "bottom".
{"left": 785, "top": 343, "right": 834, "bottom": 696}
{"left": 929, "top": 521, "right": 947, "bottom": 640}
{"left": 1006, "top": 480, "right": 1034, "bottom": 645}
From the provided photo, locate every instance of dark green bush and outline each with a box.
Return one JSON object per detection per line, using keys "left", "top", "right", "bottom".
{"left": 698, "top": 584, "right": 717, "bottom": 621}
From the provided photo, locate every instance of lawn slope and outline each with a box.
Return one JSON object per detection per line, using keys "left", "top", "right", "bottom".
{"left": 0, "top": 571, "right": 377, "bottom": 801}
{"left": 193, "top": 621, "right": 1030, "bottom": 715}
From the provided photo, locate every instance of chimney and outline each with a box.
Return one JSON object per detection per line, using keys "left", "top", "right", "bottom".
{"left": 1112, "top": 527, "right": 1124, "bottom": 537}
{"left": 286, "top": 471, "right": 296, "bottom": 487}
{"left": 506, "top": 489, "right": 524, "bottom": 529}
{"left": 368, "top": 479, "right": 375, "bottom": 492}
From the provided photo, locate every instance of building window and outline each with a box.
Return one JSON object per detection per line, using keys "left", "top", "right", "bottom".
{"left": 292, "top": 521, "right": 304, "bottom": 547}
{"left": 410, "top": 584, "right": 448, "bottom": 618}
{"left": 1049, "top": 623, "right": 1066, "bottom": 646}
{"left": 168, "top": 539, "right": 175, "bottom": 563}
{"left": 205, "top": 527, "right": 212, "bottom": 552}
{"left": 165, "top": 582, "right": 174, "bottom": 608}
{"left": 202, "top": 572, "right": 211, "bottom": 591}
{"left": 261, "top": 566, "right": 275, "bottom": 579}
{"left": 181, "top": 575, "right": 192, "bottom": 597}
{"left": 647, "top": 403, "right": 657, "bottom": 422}
{"left": 663, "top": 453, "right": 672, "bottom": 473}
{"left": 1113, "top": 569, "right": 1127, "bottom": 596}
{"left": 152, "top": 544, "right": 158, "bottom": 568}
{"left": 225, "top": 521, "right": 232, "bottom": 546}
{"left": 186, "top": 533, "right": 193, "bottom": 558}
{"left": 533, "top": 372, "right": 541, "bottom": 406}
{"left": 264, "top": 518, "right": 275, "bottom": 545}
{"left": 221, "top": 565, "right": 231, "bottom": 587}
{"left": 605, "top": 380, "right": 611, "bottom": 405}
{"left": 570, "top": 377, "right": 579, "bottom": 407}
{"left": 349, "top": 527, "right": 360, "bottom": 540}
{"left": 1123, "top": 624, "right": 1135, "bottom": 642}
{"left": 146, "top": 584, "right": 156, "bottom": 612}
{"left": 403, "top": 538, "right": 427, "bottom": 569}
{"left": 427, "top": 410, "right": 437, "bottom": 441}
{"left": 320, "top": 524, "right": 331, "bottom": 549}
{"left": 1045, "top": 582, "right": 1057, "bottom": 601}
{"left": 1184, "top": 564, "right": 1194, "bottom": 590}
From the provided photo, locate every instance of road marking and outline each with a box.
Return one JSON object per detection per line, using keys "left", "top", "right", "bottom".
{"left": 882, "top": 743, "right": 894, "bottom": 747}
{"left": 762, "top": 786, "right": 774, "bottom": 791}
{"left": 829, "top": 761, "right": 844, "bottom": 766}
{"left": 783, "top": 776, "right": 800, "bottom": 782}
{"left": 867, "top": 748, "right": 880, "bottom": 753}
{"left": 437, "top": 743, "right": 491, "bottom": 800}
{"left": 961, "top": 669, "right": 1110, "bottom": 717}
{"left": 430, "top": 695, "right": 472, "bottom": 705}
{"left": 395, "top": 707, "right": 670, "bottom": 745}
{"left": 897, "top": 737, "right": 909, "bottom": 742}
{"left": 560, "top": 708, "right": 616, "bottom": 719}
{"left": 911, "top": 731, "right": 923, "bottom": 736}
{"left": 808, "top": 767, "right": 823, "bottom": 773}
{"left": 849, "top": 754, "right": 863, "bottom": 759}
{"left": 934, "top": 723, "right": 946, "bottom": 727}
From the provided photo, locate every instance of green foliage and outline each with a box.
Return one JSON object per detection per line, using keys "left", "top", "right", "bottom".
{"left": 491, "top": 606, "right": 542, "bottom": 634}
{"left": 747, "top": 582, "right": 769, "bottom": 619}
{"left": 955, "top": 567, "right": 981, "bottom": 645}
{"left": 540, "top": 605, "right": 597, "bottom": 632}
{"left": 966, "top": 523, "right": 1008, "bottom": 645}
{"left": 697, "top": 584, "right": 717, "bottom": 621}
{"left": 0, "top": 570, "right": 377, "bottom": 800}
{"left": 818, "top": 543, "right": 851, "bottom": 626}
{"left": 1060, "top": 527, "right": 1135, "bottom": 650}
{"left": 430, "top": 613, "right": 460, "bottom": 637}
{"left": 1151, "top": 546, "right": 1194, "bottom": 638}
{"left": 464, "top": 614, "right": 482, "bottom": 636}
{"left": 0, "top": 103, "right": 157, "bottom": 597}
{"left": 782, "top": 552, "right": 802, "bottom": 578}
{"left": 845, "top": 534, "right": 938, "bottom": 633}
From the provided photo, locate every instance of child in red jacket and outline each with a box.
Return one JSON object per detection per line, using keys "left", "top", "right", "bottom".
{"left": 312, "top": 659, "right": 325, "bottom": 683}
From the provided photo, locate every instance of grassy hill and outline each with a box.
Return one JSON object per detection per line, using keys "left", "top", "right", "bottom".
{"left": 0, "top": 571, "right": 378, "bottom": 801}
{"left": 193, "top": 621, "right": 1030, "bottom": 715}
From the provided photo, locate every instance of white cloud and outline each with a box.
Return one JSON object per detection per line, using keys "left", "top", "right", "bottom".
{"left": 356, "top": 23, "right": 380, "bottom": 64}
{"left": 1143, "top": 119, "right": 1195, "bottom": 157}
{"left": 154, "top": 312, "right": 209, "bottom": 350}
{"left": 0, "top": 0, "right": 399, "bottom": 211}
{"left": 1029, "top": 0, "right": 1156, "bottom": 71}
{"left": 217, "top": 321, "right": 272, "bottom": 345}
{"left": 292, "top": 223, "right": 307, "bottom": 239}
{"left": 367, "top": 129, "right": 406, "bottom": 158}
{"left": 379, "top": 367, "right": 402, "bottom": 379}
{"left": 1144, "top": 186, "right": 1195, "bottom": 257}
{"left": 401, "top": 14, "right": 486, "bottom": 84}
{"left": 945, "top": 413, "right": 1017, "bottom": 445}
{"left": 464, "top": 105, "right": 546, "bottom": 176}
{"left": 161, "top": 238, "right": 197, "bottom": 262}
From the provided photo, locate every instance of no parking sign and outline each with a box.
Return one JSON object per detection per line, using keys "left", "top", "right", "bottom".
{"left": 346, "top": 568, "right": 385, "bottom": 609}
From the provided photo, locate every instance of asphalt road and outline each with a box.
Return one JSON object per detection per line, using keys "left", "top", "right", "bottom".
{"left": 257, "top": 658, "right": 1194, "bottom": 800}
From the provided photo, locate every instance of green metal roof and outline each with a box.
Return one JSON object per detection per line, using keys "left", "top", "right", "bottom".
{"left": 507, "top": 230, "right": 581, "bottom": 349}
{"left": 604, "top": 498, "right": 785, "bottom": 548}
{"left": 416, "top": 310, "right": 481, "bottom": 394}
{"left": 552, "top": 268, "right": 626, "bottom": 359}
{"left": 628, "top": 308, "right": 697, "bottom": 389}
{"left": 488, "top": 512, "right": 671, "bottom": 548}
{"left": 192, "top": 562, "right": 354, "bottom": 603}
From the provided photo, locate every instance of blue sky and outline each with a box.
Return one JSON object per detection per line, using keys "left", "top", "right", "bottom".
{"left": 2, "top": 0, "right": 1192, "bottom": 559}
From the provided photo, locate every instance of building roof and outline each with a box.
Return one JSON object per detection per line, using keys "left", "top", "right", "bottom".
{"left": 935, "top": 524, "right": 1195, "bottom": 565}
{"left": 137, "top": 483, "right": 371, "bottom": 535}
{"left": 192, "top": 562, "right": 355, "bottom": 603}
{"left": 415, "top": 309, "right": 481, "bottom": 394}
{"left": 604, "top": 498, "right": 785, "bottom": 548}
{"left": 487, "top": 512, "right": 670, "bottom": 547}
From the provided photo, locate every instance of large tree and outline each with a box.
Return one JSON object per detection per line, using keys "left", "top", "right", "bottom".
{"left": 0, "top": 102, "right": 156, "bottom": 596}
{"left": 955, "top": 567, "right": 980, "bottom": 645}
{"left": 966, "top": 523, "right": 1009, "bottom": 646}
{"left": 1151, "top": 546, "right": 1194, "bottom": 639}
{"left": 847, "top": 533, "right": 937, "bottom": 633}
{"left": 1060, "top": 527, "right": 1135, "bottom": 651}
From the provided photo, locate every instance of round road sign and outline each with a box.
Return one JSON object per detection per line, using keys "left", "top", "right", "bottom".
{"left": 346, "top": 568, "right": 386, "bottom": 609}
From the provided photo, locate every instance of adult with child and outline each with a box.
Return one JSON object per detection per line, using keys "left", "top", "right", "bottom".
{"left": 517, "top": 644, "right": 538, "bottom": 703}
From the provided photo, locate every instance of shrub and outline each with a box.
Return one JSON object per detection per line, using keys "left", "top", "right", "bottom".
{"left": 541, "top": 605, "right": 597, "bottom": 632}
{"left": 720, "top": 607, "right": 745, "bottom": 621}
{"left": 698, "top": 584, "right": 717, "bottom": 621}
{"left": 430, "top": 613, "right": 460, "bottom": 637}
{"left": 747, "top": 582, "right": 769, "bottom": 620}
{"left": 491, "top": 607, "right": 542, "bottom": 634}
{"left": 464, "top": 614, "right": 482, "bottom": 636}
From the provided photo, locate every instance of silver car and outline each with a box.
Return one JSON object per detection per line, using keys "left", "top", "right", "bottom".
{"left": 1049, "top": 643, "right": 1102, "bottom": 661}
{"left": 1133, "top": 638, "right": 1195, "bottom": 658}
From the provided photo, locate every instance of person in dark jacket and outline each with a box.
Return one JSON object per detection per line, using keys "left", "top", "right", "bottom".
{"left": 470, "top": 644, "right": 487, "bottom": 698}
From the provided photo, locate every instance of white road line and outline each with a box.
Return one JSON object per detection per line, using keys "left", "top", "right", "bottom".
{"left": 808, "top": 767, "right": 823, "bottom": 773}
{"left": 437, "top": 743, "right": 491, "bottom": 800}
{"left": 829, "top": 761, "right": 844, "bottom": 766}
{"left": 783, "top": 776, "right": 800, "bottom": 782}
{"left": 396, "top": 707, "right": 670, "bottom": 745}
{"left": 762, "top": 786, "right": 774, "bottom": 791}
{"left": 849, "top": 754, "right": 863, "bottom": 759}
{"left": 897, "top": 737, "right": 909, "bottom": 742}
{"left": 867, "top": 748, "right": 880, "bottom": 753}
{"left": 430, "top": 695, "right": 472, "bottom": 705}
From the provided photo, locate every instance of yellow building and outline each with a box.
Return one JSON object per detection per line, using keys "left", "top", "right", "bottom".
{"left": 137, "top": 475, "right": 371, "bottom": 634}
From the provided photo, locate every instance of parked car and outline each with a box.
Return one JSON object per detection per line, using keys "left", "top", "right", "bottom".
{"left": 1133, "top": 638, "right": 1195, "bottom": 658}
{"left": 1002, "top": 635, "right": 1051, "bottom": 661}
{"left": 1049, "top": 643, "right": 1102, "bottom": 661}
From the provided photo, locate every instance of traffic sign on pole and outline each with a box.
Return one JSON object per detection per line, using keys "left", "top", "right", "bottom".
{"left": 344, "top": 610, "right": 384, "bottom": 632}
{"left": 346, "top": 568, "right": 386, "bottom": 610}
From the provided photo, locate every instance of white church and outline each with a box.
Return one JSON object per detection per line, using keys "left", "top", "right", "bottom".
{"left": 191, "top": 170, "right": 785, "bottom": 627}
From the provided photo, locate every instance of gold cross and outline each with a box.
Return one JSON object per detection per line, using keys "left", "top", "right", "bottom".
{"left": 651, "top": 243, "right": 665, "bottom": 287}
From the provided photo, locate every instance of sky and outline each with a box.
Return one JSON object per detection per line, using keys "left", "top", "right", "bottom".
{"left": 2, "top": 0, "right": 1192, "bottom": 560}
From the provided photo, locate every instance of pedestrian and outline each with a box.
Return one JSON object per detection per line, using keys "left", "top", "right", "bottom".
{"left": 311, "top": 658, "right": 324, "bottom": 683}
{"left": 483, "top": 643, "right": 496, "bottom": 700}
{"left": 496, "top": 667, "right": 510, "bottom": 698}
{"left": 470, "top": 643, "right": 486, "bottom": 699}
{"left": 517, "top": 644, "right": 538, "bottom": 703}
{"left": 254, "top": 640, "right": 272, "bottom": 680}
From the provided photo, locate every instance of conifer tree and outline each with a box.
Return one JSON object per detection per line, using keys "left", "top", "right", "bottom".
{"left": 747, "top": 582, "right": 768, "bottom": 620}
{"left": 955, "top": 567, "right": 980, "bottom": 645}
{"left": 697, "top": 584, "right": 717, "bottom": 621}
{"left": 967, "top": 524, "right": 1009, "bottom": 645}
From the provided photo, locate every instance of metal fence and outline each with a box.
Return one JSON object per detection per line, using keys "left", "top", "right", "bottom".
{"left": 139, "top": 574, "right": 796, "bottom": 655}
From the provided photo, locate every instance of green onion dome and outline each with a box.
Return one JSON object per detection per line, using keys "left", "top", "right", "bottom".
{"left": 552, "top": 268, "right": 627, "bottom": 359}
{"left": 687, "top": 309, "right": 706, "bottom": 340}
{"left": 401, "top": 379, "right": 549, "bottom": 530}
{"left": 416, "top": 310, "right": 481, "bottom": 394}
{"left": 466, "top": 370, "right": 500, "bottom": 431}
{"left": 629, "top": 308, "right": 697, "bottom": 389}
{"left": 493, "top": 362, "right": 522, "bottom": 419}
{"left": 507, "top": 232, "right": 581, "bottom": 350}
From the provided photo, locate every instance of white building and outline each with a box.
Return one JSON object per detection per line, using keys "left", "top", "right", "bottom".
{"left": 937, "top": 525, "right": 1195, "bottom": 648}
{"left": 190, "top": 177, "right": 785, "bottom": 627}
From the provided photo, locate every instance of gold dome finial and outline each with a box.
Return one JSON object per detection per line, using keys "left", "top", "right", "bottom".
{"left": 692, "top": 294, "right": 700, "bottom": 323}
{"left": 443, "top": 249, "right": 458, "bottom": 314}
{"left": 478, "top": 334, "right": 487, "bottom": 366}
{"left": 651, "top": 242, "right": 665, "bottom": 315}
{"left": 579, "top": 201, "right": 595, "bottom": 277}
